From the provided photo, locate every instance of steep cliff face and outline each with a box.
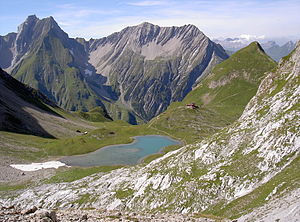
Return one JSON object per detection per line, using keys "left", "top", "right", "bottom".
{"left": 3, "top": 42, "right": 299, "bottom": 220}
{"left": 88, "top": 22, "right": 228, "bottom": 120}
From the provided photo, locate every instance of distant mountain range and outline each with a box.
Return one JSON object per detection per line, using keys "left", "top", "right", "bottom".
{"left": 214, "top": 37, "right": 296, "bottom": 61}
{"left": 0, "top": 15, "right": 228, "bottom": 122}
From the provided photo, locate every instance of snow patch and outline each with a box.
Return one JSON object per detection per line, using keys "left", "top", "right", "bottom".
{"left": 10, "top": 161, "right": 67, "bottom": 171}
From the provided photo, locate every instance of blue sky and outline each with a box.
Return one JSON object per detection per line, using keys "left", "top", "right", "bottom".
{"left": 0, "top": 0, "right": 299, "bottom": 41}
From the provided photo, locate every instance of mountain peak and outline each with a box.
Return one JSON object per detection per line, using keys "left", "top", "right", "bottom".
{"left": 138, "top": 21, "right": 155, "bottom": 27}
{"left": 18, "top": 15, "right": 39, "bottom": 32}
{"left": 25, "top": 14, "right": 38, "bottom": 22}
{"left": 44, "top": 15, "right": 56, "bottom": 23}
{"left": 185, "top": 24, "right": 197, "bottom": 28}
{"left": 247, "top": 41, "right": 265, "bottom": 53}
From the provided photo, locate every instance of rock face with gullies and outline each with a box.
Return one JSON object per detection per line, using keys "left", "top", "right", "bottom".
{"left": 87, "top": 22, "right": 228, "bottom": 120}
{"left": 0, "top": 15, "right": 69, "bottom": 71}
{"left": 2, "top": 42, "right": 299, "bottom": 221}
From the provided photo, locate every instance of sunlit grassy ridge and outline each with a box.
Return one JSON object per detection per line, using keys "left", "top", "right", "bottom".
{"left": 149, "top": 42, "right": 276, "bottom": 143}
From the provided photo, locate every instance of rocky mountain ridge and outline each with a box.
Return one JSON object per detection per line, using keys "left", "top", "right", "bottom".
{"left": 86, "top": 22, "right": 228, "bottom": 120}
{"left": 0, "top": 15, "right": 125, "bottom": 121}
{"left": 0, "top": 15, "right": 228, "bottom": 121}
{"left": 2, "top": 41, "right": 299, "bottom": 221}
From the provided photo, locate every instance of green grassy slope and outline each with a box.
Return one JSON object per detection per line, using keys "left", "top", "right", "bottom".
{"left": 75, "top": 107, "right": 112, "bottom": 122}
{"left": 12, "top": 33, "right": 105, "bottom": 112}
{"left": 149, "top": 42, "right": 277, "bottom": 143}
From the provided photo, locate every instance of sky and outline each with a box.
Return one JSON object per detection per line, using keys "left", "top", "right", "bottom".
{"left": 0, "top": 0, "right": 299, "bottom": 42}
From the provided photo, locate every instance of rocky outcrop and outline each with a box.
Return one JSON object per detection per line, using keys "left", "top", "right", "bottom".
{"left": 0, "top": 205, "right": 215, "bottom": 221}
{"left": 2, "top": 42, "right": 299, "bottom": 220}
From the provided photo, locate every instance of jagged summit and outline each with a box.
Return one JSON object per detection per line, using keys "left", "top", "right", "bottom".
{"left": 18, "top": 15, "right": 59, "bottom": 33}
{"left": 24, "top": 14, "right": 38, "bottom": 22}
{"left": 136, "top": 21, "right": 157, "bottom": 27}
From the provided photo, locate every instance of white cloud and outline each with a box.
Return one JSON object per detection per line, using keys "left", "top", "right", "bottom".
{"left": 239, "top": 34, "right": 265, "bottom": 41}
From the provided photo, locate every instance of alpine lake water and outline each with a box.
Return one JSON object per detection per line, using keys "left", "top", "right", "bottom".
{"left": 60, "top": 135, "right": 181, "bottom": 167}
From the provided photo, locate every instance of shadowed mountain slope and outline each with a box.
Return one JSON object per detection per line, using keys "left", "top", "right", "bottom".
{"left": 0, "top": 68, "right": 104, "bottom": 139}
{"left": 0, "top": 68, "right": 57, "bottom": 138}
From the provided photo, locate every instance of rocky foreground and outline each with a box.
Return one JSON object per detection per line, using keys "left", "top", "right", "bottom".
{"left": 0, "top": 205, "right": 221, "bottom": 222}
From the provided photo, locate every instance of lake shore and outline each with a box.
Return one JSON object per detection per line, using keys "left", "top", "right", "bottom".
{"left": 60, "top": 135, "right": 182, "bottom": 167}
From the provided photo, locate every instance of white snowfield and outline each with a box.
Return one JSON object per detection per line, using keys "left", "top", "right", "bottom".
{"left": 10, "top": 161, "right": 67, "bottom": 172}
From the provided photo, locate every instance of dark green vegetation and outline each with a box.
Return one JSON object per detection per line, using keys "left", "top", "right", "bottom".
{"left": 150, "top": 42, "right": 277, "bottom": 143}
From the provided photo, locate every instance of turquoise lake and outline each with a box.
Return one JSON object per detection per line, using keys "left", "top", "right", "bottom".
{"left": 60, "top": 135, "right": 181, "bottom": 166}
